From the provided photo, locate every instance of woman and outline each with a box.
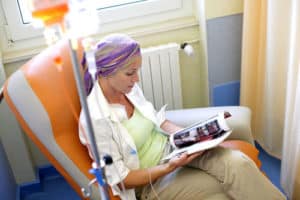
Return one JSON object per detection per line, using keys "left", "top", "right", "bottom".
{"left": 79, "top": 34, "right": 286, "bottom": 200}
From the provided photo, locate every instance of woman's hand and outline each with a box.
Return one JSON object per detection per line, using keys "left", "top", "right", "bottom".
{"left": 167, "top": 151, "right": 204, "bottom": 171}
{"left": 119, "top": 151, "right": 204, "bottom": 189}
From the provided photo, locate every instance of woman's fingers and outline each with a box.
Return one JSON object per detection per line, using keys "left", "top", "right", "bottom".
{"left": 186, "top": 151, "right": 203, "bottom": 162}
{"left": 170, "top": 151, "right": 203, "bottom": 167}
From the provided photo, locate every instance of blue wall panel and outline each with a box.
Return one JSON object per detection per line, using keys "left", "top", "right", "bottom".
{"left": 213, "top": 81, "right": 240, "bottom": 106}
{"left": 0, "top": 140, "right": 17, "bottom": 200}
{"left": 206, "top": 14, "right": 243, "bottom": 106}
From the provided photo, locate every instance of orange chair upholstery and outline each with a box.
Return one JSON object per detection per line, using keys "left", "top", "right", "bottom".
{"left": 3, "top": 39, "right": 119, "bottom": 200}
{"left": 3, "top": 39, "right": 261, "bottom": 200}
{"left": 220, "top": 140, "right": 261, "bottom": 168}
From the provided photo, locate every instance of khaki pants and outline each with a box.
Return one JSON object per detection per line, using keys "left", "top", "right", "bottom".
{"left": 139, "top": 146, "right": 286, "bottom": 200}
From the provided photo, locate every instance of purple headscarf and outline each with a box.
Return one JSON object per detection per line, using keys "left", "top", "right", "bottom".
{"left": 82, "top": 34, "right": 141, "bottom": 95}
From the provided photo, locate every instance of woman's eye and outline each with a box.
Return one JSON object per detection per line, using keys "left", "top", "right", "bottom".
{"left": 126, "top": 72, "right": 135, "bottom": 76}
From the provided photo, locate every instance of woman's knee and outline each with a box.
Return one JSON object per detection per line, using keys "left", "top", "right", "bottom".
{"left": 207, "top": 147, "right": 256, "bottom": 169}
{"left": 222, "top": 149, "right": 261, "bottom": 188}
{"left": 199, "top": 148, "right": 257, "bottom": 179}
{"left": 188, "top": 147, "right": 258, "bottom": 184}
{"left": 227, "top": 149, "right": 257, "bottom": 171}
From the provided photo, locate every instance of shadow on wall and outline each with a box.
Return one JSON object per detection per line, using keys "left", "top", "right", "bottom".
{"left": 212, "top": 81, "right": 240, "bottom": 106}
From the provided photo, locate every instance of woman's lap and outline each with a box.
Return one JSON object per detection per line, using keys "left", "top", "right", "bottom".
{"left": 140, "top": 147, "right": 285, "bottom": 200}
{"left": 140, "top": 166, "right": 230, "bottom": 200}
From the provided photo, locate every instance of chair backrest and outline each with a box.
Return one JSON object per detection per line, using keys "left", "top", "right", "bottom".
{"left": 3, "top": 39, "right": 118, "bottom": 199}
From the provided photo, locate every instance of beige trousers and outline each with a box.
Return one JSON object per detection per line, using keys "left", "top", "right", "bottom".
{"left": 139, "top": 147, "right": 286, "bottom": 200}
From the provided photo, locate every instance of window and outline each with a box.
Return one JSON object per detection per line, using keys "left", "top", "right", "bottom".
{"left": 17, "top": 0, "right": 149, "bottom": 25}
{"left": 96, "top": 0, "right": 148, "bottom": 9}
{"left": 17, "top": 0, "right": 31, "bottom": 24}
{"left": 2, "top": 0, "right": 190, "bottom": 42}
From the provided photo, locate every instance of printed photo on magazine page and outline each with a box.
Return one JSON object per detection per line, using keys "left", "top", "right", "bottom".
{"left": 162, "top": 111, "right": 233, "bottom": 161}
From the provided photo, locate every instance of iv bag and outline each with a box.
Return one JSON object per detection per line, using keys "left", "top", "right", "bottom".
{"left": 28, "top": 0, "right": 69, "bottom": 26}
{"left": 26, "top": 0, "right": 100, "bottom": 45}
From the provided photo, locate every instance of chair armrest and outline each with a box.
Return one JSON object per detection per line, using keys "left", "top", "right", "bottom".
{"left": 165, "top": 106, "right": 254, "bottom": 145}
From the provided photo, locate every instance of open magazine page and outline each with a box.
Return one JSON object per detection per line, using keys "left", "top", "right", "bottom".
{"left": 162, "top": 111, "right": 232, "bottom": 161}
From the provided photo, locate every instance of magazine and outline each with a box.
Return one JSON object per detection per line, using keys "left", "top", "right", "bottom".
{"left": 162, "top": 111, "right": 233, "bottom": 161}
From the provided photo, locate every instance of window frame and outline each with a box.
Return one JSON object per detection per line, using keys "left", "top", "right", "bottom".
{"left": 2, "top": 0, "right": 187, "bottom": 42}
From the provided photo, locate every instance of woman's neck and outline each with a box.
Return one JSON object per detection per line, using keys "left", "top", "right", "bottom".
{"left": 98, "top": 78, "right": 134, "bottom": 118}
{"left": 98, "top": 78, "right": 124, "bottom": 104}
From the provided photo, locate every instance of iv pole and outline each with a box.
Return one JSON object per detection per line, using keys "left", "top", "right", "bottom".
{"left": 68, "top": 39, "right": 110, "bottom": 200}
{"left": 27, "top": 1, "right": 111, "bottom": 199}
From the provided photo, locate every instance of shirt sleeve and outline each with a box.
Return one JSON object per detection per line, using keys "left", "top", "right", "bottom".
{"left": 156, "top": 104, "right": 167, "bottom": 126}
{"left": 79, "top": 113, "right": 130, "bottom": 186}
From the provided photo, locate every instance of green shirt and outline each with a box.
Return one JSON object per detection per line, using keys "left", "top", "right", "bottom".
{"left": 122, "top": 108, "right": 167, "bottom": 169}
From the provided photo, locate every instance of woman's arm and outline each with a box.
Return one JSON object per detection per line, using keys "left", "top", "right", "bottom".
{"left": 119, "top": 151, "right": 202, "bottom": 189}
{"left": 160, "top": 119, "right": 183, "bottom": 134}
{"left": 119, "top": 119, "right": 204, "bottom": 189}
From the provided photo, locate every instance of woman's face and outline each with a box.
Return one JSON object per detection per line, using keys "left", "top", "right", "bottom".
{"left": 107, "top": 55, "right": 142, "bottom": 94}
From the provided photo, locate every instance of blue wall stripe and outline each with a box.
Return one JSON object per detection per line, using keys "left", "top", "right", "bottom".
{"left": 213, "top": 81, "right": 240, "bottom": 106}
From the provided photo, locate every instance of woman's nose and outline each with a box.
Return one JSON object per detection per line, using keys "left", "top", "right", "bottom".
{"left": 132, "top": 73, "right": 139, "bottom": 82}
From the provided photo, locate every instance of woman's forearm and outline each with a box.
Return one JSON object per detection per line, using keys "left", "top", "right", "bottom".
{"left": 118, "top": 121, "right": 198, "bottom": 189}
{"left": 160, "top": 120, "right": 183, "bottom": 134}
{"left": 119, "top": 151, "right": 203, "bottom": 189}
{"left": 120, "top": 162, "right": 176, "bottom": 189}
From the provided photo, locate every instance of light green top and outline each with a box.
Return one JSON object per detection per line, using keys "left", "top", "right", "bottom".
{"left": 122, "top": 108, "right": 167, "bottom": 169}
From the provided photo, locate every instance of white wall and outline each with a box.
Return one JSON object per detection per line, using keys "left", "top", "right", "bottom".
{"left": 0, "top": 100, "right": 36, "bottom": 183}
{"left": 0, "top": 51, "right": 36, "bottom": 183}
{"left": 0, "top": 52, "right": 5, "bottom": 86}
{"left": 0, "top": 51, "right": 17, "bottom": 199}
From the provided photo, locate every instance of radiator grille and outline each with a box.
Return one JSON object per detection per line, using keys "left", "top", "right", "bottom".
{"left": 139, "top": 43, "right": 182, "bottom": 110}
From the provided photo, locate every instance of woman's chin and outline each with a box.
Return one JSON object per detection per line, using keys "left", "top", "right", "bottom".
{"left": 126, "top": 85, "right": 134, "bottom": 92}
{"left": 124, "top": 88, "right": 133, "bottom": 94}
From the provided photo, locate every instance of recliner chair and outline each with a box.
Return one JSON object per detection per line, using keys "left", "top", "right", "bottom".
{"left": 2, "top": 39, "right": 260, "bottom": 199}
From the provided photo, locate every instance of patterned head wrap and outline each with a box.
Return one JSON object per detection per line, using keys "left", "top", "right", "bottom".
{"left": 82, "top": 34, "right": 141, "bottom": 95}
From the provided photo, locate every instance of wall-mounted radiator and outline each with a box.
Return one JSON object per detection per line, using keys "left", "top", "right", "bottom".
{"left": 139, "top": 43, "right": 182, "bottom": 110}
